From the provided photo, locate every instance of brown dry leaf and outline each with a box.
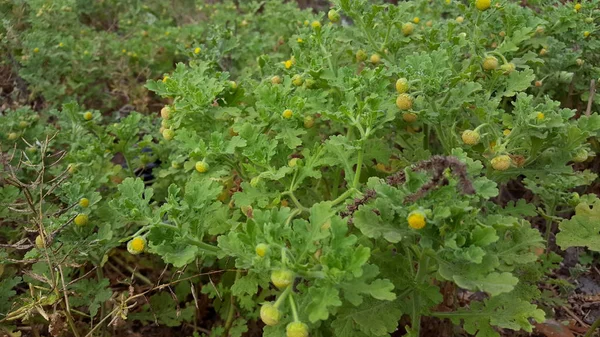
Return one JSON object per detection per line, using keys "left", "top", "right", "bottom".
{"left": 48, "top": 312, "right": 66, "bottom": 337}
{"left": 534, "top": 320, "right": 575, "bottom": 337}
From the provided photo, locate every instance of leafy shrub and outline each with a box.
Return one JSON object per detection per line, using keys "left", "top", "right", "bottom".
{"left": 1, "top": 0, "right": 600, "bottom": 336}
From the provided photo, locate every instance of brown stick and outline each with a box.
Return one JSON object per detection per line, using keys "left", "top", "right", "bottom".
{"left": 586, "top": 79, "right": 596, "bottom": 116}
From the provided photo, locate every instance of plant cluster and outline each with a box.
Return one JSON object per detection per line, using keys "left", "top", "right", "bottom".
{"left": 1, "top": 0, "right": 600, "bottom": 336}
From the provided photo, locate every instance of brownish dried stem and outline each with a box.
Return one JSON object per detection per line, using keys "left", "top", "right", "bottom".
{"left": 341, "top": 156, "right": 475, "bottom": 222}
{"left": 586, "top": 79, "right": 596, "bottom": 117}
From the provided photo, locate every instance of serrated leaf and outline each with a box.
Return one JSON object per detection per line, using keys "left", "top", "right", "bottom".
{"left": 501, "top": 69, "right": 535, "bottom": 97}
{"left": 331, "top": 297, "right": 403, "bottom": 337}
{"left": 306, "top": 286, "right": 343, "bottom": 323}
{"left": 556, "top": 199, "right": 600, "bottom": 251}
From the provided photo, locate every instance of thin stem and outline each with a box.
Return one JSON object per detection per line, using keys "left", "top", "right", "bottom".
{"left": 282, "top": 191, "right": 309, "bottom": 213}
{"left": 544, "top": 202, "right": 556, "bottom": 255}
{"left": 411, "top": 252, "right": 430, "bottom": 337}
{"left": 110, "top": 255, "right": 153, "bottom": 286}
{"left": 122, "top": 153, "right": 136, "bottom": 177}
{"left": 584, "top": 316, "right": 600, "bottom": 337}
{"left": 184, "top": 237, "right": 221, "bottom": 255}
{"left": 288, "top": 292, "right": 300, "bottom": 322}
{"left": 352, "top": 145, "right": 364, "bottom": 189}
{"left": 96, "top": 266, "right": 107, "bottom": 337}
{"left": 319, "top": 40, "right": 336, "bottom": 76}
{"left": 331, "top": 188, "right": 356, "bottom": 207}
{"left": 274, "top": 286, "right": 292, "bottom": 308}
{"left": 222, "top": 270, "right": 241, "bottom": 337}
{"left": 285, "top": 209, "right": 301, "bottom": 226}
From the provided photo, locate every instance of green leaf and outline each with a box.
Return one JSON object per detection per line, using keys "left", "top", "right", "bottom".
{"left": 322, "top": 135, "right": 358, "bottom": 185}
{"left": 341, "top": 264, "right": 396, "bottom": 306}
{"left": 275, "top": 126, "right": 306, "bottom": 149}
{"left": 0, "top": 276, "right": 21, "bottom": 314}
{"left": 109, "top": 177, "right": 154, "bottom": 220}
{"left": 331, "top": 297, "right": 403, "bottom": 337}
{"left": 471, "top": 227, "right": 499, "bottom": 247}
{"left": 501, "top": 69, "right": 535, "bottom": 97}
{"left": 129, "top": 292, "right": 194, "bottom": 327}
{"left": 69, "top": 278, "right": 112, "bottom": 317}
{"left": 556, "top": 199, "right": 600, "bottom": 251}
{"left": 353, "top": 203, "right": 407, "bottom": 243}
{"left": 150, "top": 242, "right": 199, "bottom": 268}
{"left": 305, "top": 286, "right": 343, "bottom": 323}
{"left": 454, "top": 272, "right": 519, "bottom": 296}
{"left": 446, "top": 294, "right": 545, "bottom": 337}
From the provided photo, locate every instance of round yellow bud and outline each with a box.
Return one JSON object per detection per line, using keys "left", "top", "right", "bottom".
{"left": 74, "top": 214, "right": 89, "bottom": 226}
{"left": 407, "top": 212, "right": 426, "bottom": 229}
{"left": 79, "top": 198, "right": 90, "bottom": 208}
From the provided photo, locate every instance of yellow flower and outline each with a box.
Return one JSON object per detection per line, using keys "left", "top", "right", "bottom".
{"left": 271, "top": 269, "right": 294, "bottom": 289}
{"left": 461, "top": 130, "right": 480, "bottom": 145}
{"left": 413, "top": 17, "right": 420, "bottom": 24}
{"left": 79, "top": 198, "right": 90, "bottom": 208}
{"left": 536, "top": 112, "right": 545, "bottom": 121}
{"left": 491, "top": 155, "right": 511, "bottom": 171}
{"left": 194, "top": 47, "right": 201, "bottom": 54}
{"left": 260, "top": 303, "right": 280, "bottom": 326}
{"left": 128, "top": 237, "right": 146, "bottom": 254}
{"left": 574, "top": 3, "right": 582, "bottom": 11}
{"left": 195, "top": 161, "right": 209, "bottom": 173}
{"left": 297, "top": 37, "right": 303, "bottom": 43}
{"left": 74, "top": 214, "right": 89, "bottom": 226}
{"left": 396, "top": 94, "right": 413, "bottom": 110}
{"left": 255, "top": 243, "right": 269, "bottom": 257}
{"left": 33, "top": 47, "right": 40, "bottom": 53}
{"left": 407, "top": 212, "right": 426, "bottom": 229}
{"left": 370, "top": 54, "right": 381, "bottom": 64}
{"left": 284, "top": 60, "right": 293, "bottom": 69}
{"left": 162, "top": 76, "right": 169, "bottom": 83}
{"left": 402, "top": 22, "right": 414, "bottom": 36}
{"left": 396, "top": 78, "right": 409, "bottom": 93}
{"left": 282, "top": 109, "right": 293, "bottom": 119}
{"left": 503, "top": 129, "right": 511, "bottom": 136}
{"left": 475, "top": 0, "right": 491, "bottom": 11}
{"left": 58, "top": 42, "right": 64, "bottom": 47}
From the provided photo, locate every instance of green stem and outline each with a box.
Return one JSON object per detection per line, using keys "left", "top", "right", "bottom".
{"left": 110, "top": 255, "right": 153, "bottom": 286}
{"left": 285, "top": 208, "right": 301, "bottom": 226}
{"left": 381, "top": 23, "right": 393, "bottom": 51}
{"left": 282, "top": 191, "right": 309, "bottom": 213}
{"left": 184, "top": 237, "right": 220, "bottom": 255}
{"left": 411, "top": 252, "right": 431, "bottom": 336}
{"left": 274, "top": 286, "right": 292, "bottom": 308}
{"left": 222, "top": 270, "right": 241, "bottom": 337}
{"left": 97, "top": 266, "right": 107, "bottom": 337}
{"left": 319, "top": 40, "right": 336, "bottom": 76}
{"left": 355, "top": 16, "right": 379, "bottom": 54}
{"left": 331, "top": 188, "right": 356, "bottom": 207}
{"left": 331, "top": 168, "right": 341, "bottom": 199}
{"left": 122, "top": 153, "right": 136, "bottom": 177}
{"left": 352, "top": 145, "right": 364, "bottom": 189}
{"left": 584, "top": 316, "right": 600, "bottom": 337}
{"left": 288, "top": 292, "right": 300, "bottom": 322}
{"left": 544, "top": 202, "right": 556, "bottom": 254}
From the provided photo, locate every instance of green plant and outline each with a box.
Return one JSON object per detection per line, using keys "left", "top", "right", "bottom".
{"left": 2, "top": 0, "right": 600, "bottom": 336}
